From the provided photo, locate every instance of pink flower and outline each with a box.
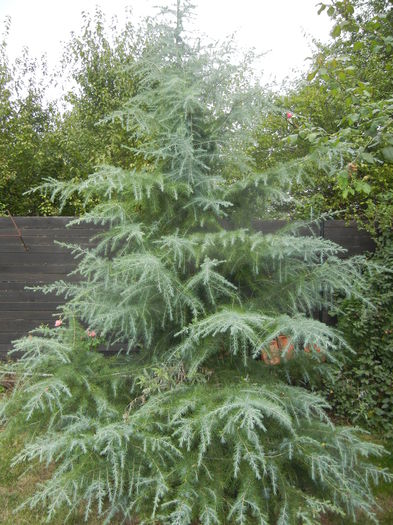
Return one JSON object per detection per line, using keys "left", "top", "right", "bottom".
{"left": 286, "top": 112, "right": 293, "bottom": 119}
{"left": 55, "top": 319, "right": 62, "bottom": 327}
{"left": 87, "top": 329, "right": 97, "bottom": 338}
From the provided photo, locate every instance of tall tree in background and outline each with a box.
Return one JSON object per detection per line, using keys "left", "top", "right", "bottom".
{"left": 56, "top": 9, "right": 140, "bottom": 180}
{"left": 0, "top": 18, "right": 61, "bottom": 215}
{"left": 0, "top": 10, "right": 140, "bottom": 215}
{"left": 302, "top": 0, "right": 393, "bottom": 435}
{"left": 253, "top": 0, "right": 393, "bottom": 435}
{"left": 266, "top": 0, "right": 393, "bottom": 235}
{"left": 1, "top": 2, "right": 391, "bottom": 524}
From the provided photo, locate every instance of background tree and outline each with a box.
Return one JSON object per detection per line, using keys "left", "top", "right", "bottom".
{"left": 250, "top": 0, "right": 393, "bottom": 437}
{"left": 56, "top": 9, "right": 140, "bottom": 177}
{"left": 0, "top": 19, "right": 61, "bottom": 215}
{"left": 0, "top": 10, "right": 140, "bottom": 215}
{"left": 269, "top": 0, "right": 393, "bottom": 235}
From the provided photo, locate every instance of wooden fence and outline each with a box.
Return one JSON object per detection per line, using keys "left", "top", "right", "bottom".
{"left": 0, "top": 217, "right": 375, "bottom": 359}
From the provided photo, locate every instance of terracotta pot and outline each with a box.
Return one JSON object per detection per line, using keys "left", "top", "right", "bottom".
{"left": 304, "top": 344, "right": 326, "bottom": 362}
{"left": 261, "top": 335, "right": 294, "bottom": 365}
{"left": 261, "top": 336, "right": 325, "bottom": 365}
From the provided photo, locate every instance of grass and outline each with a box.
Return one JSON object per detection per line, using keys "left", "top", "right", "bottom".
{"left": 0, "top": 384, "right": 122, "bottom": 524}
{"left": 0, "top": 434, "right": 114, "bottom": 525}
{"left": 364, "top": 440, "right": 393, "bottom": 525}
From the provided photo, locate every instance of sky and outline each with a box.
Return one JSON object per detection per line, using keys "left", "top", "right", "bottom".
{"left": 0, "top": 0, "right": 333, "bottom": 87}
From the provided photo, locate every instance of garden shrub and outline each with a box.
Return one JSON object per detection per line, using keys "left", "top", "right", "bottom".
{"left": 326, "top": 237, "right": 393, "bottom": 435}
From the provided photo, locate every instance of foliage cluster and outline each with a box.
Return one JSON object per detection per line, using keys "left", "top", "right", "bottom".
{"left": 0, "top": 18, "right": 60, "bottom": 215}
{"left": 300, "top": 0, "right": 392, "bottom": 234}
{"left": 1, "top": 0, "right": 392, "bottom": 230}
{"left": 278, "top": 0, "right": 393, "bottom": 437}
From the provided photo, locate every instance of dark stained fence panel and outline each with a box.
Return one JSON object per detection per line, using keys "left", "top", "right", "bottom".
{"left": 0, "top": 253, "right": 79, "bottom": 264}
{"left": 0, "top": 318, "right": 54, "bottom": 332}
{"left": 251, "top": 219, "right": 287, "bottom": 233}
{"left": 252, "top": 219, "right": 322, "bottom": 238}
{"left": 0, "top": 217, "right": 375, "bottom": 359}
{"left": 0, "top": 332, "right": 26, "bottom": 344}
{"left": 323, "top": 220, "right": 375, "bottom": 256}
{"left": 0, "top": 302, "right": 60, "bottom": 311}
{"left": 0, "top": 216, "right": 96, "bottom": 359}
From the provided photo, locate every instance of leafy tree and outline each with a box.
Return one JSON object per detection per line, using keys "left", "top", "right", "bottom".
{"left": 57, "top": 9, "right": 140, "bottom": 173}
{"left": 0, "top": 10, "right": 140, "bottom": 215}
{"left": 1, "top": 3, "right": 391, "bottom": 524}
{"left": 0, "top": 19, "right": 60, "bottom": 215}
{"left": 271, "top": 0, "right": 393, "bottom": 235}
{"left": 263, "top": 0, "right": 393, "bottom": 438}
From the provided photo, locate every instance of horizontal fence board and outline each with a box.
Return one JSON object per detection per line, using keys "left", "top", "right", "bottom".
{"left": 323, "top": 220, "right": 375, "bottom": 256}
{"left": 0, "top": 343, "right": 14, "bottom": 358}
{"left": 1, "top": 310, "right": 56, "bottom": 320}
{"left": 0, "top": 241, "right": 96, "bottom": 253}
{"left": 0, "top": 253, "right": 77, "bottom": 264}
{"left": 0, "top": 264, "right": 76, "bottom": 274}
{"left": 251, "top": 220, "right": 322, "bottom": 238}
{"left": 0, "top": 217, "right": 73, "bottom": 228}
{"left": 0, "top": 243, "right": 90, "bottom": 254}
{"left": 0, "top": 230, "right": 98, "bottom": 238}
{"left": 0, "top": 217, "right": 375, "bottom": 359}
{"left": 0, "top": 319, "right": 53, "bottom": 332}
{"left": 0, "top": 217, "right": 103, "bottom": 229}
{"left": 0, "top": 281, "right": 62, "bottom": 292}
{"left": 251, "top": 219, "right": 287, "bottom": 233}
{"left": 0, "top": 225, "right": 66, "bottom": 234}
{"left": 0, "top": 282, "right": 40, "bottom": 292}
{"left": 0, "top": 302, "right": 62, "bottom": 311}
{"left": 0, "top": 332, "right": 26, "bottom": 344}
{"left": 0, "top": 273, "right": 80, "bottom": 283}
{"left": 0, "top": 291, "right": 63, "bottom": 302}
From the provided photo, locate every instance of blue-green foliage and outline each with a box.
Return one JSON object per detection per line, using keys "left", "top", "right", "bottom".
{"left": 0, "top": 2, "right": 391, "bottom": 523}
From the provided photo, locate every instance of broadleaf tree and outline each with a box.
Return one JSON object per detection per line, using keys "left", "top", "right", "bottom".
{"left": 0, "top": 2, "right": 391, "bottom": 524}
{"left": 278, "top": 0, "right": 393, "bottom": 235}
{"left": 0, "top": 18, "right": 61, "bottom": 216}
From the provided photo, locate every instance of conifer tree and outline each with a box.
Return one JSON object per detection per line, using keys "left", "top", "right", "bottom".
{"left": 1, "top": 2, "right": 391, "bottom": 524}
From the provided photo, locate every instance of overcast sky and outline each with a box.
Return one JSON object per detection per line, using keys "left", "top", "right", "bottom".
{"left": 0, "top": 0, "right": 333, "bottom": 85}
